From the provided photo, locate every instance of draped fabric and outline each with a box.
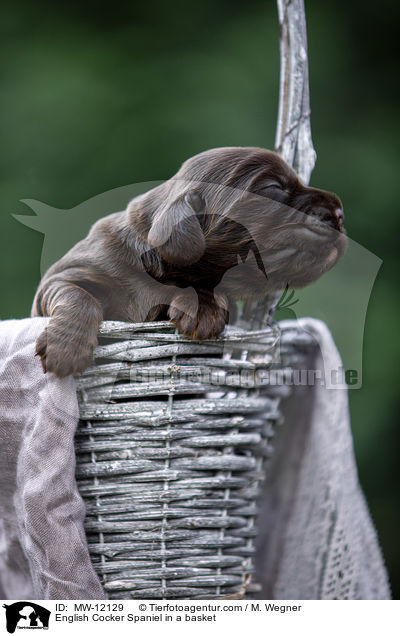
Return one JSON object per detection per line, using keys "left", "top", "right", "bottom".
{"left": 0, "top": 318, "right": 390, "bottom": 599}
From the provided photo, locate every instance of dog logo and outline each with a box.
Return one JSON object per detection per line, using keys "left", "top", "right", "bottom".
{"left": 14, "top": 181, "right": 382, "bottom": 388}
{"left": 2, "top": 602, "right": 50, "bottom": 633}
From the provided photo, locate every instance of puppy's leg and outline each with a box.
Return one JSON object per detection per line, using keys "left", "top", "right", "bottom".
{"left": 168, "top": 289, "right": 229, "bottom": 340}
{"left": 35, "top": 281, "right": 103, "bottom": 377}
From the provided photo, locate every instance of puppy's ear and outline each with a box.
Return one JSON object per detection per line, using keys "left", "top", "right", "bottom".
{"left": 147, "top": 193, "right": 206, "bottom": 266}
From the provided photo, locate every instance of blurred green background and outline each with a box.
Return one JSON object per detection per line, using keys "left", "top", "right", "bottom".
{"left": 0, "top": 0, "right": 399, "bottom": 597}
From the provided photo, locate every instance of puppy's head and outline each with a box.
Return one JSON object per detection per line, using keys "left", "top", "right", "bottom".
{"left": 130, "top": 147, "right": 347, "bottom": 293}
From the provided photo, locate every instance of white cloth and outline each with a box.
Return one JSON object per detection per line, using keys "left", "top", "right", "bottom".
{"left": 0, "top": 318, "right": 105, "bottom": 599}
{"left": 255, "top": 318, "right": 391, "bottom": 599}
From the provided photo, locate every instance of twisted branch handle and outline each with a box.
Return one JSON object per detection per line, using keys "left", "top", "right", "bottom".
{"left": 241, "top": 0, "right": 316, "bottom": 328}
{"left": 275, "top": 0, "right": 316, "bottom": 183}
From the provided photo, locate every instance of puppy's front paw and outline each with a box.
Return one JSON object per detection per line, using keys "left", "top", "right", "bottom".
{"left": 35, "top": 325, "right": 97, "bottom": 378}
{"left": 169, "top": 290, "right": 229, "bottom": 340}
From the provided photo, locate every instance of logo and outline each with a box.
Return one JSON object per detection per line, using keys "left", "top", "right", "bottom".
{"left": 2, "top": 603, "right": 50, "bottom": 634}
{"left": 14, "top": 181, "right": 383, "bottom": 389}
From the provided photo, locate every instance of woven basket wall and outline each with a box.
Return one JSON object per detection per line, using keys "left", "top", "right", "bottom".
{"left": 75, "top": 320, "right": 314, "bottom": 599}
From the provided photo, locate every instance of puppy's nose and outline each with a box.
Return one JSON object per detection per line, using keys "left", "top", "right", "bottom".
{"left": 316, "top": 206, "right": 344, "bottom": 231}
{"left": 333, "top": 207, "right": 344, "bottom": 230}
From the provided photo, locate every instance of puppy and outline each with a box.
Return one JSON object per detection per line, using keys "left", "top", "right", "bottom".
{"left": 32, "top": 146, "right": 347, "bottom": 377}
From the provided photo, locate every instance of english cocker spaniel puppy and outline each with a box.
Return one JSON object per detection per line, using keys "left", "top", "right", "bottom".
{"left": 32, "top": 147, "right": 347, "bottom": 377}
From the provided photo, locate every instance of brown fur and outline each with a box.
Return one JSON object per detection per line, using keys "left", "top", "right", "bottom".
{"left": 32, "top": 147, "right": 347, "bottom": 377}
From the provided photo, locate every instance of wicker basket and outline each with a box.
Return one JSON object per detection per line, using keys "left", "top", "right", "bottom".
{"left": 75, "top": 319, "right": 314, "bottom": 599}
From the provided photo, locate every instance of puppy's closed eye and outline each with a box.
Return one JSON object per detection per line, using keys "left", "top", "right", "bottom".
{"left": 258, "top": 181, "right": 289, "bottom": 203}
{"left": 262, "top": 181, "right": 284, "bottom": 190}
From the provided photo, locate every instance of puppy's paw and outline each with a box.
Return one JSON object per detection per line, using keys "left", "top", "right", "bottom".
{"left": 35, "top": 325, "right": 97, "bottom": 378}
{"left": 169, "top": 290, "right": 229, "bottom": 340}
